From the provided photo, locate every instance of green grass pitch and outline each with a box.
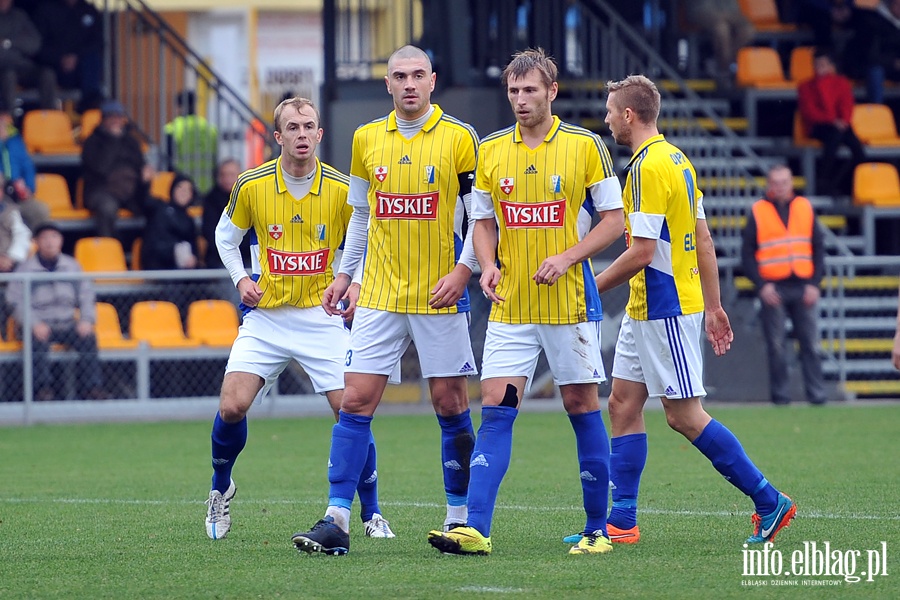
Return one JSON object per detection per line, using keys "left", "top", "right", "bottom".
{"left": 1, "top": 403, "right": 898, "bottom": 599}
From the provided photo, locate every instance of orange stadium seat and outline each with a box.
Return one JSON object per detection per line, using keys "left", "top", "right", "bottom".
{"left": 853, "top": 163, "right": 900, "bottom": 207}
{"left": 95, "top": 302, "right": 139, "bottom": 350}
{"left": 78, "top": 108, "right": 102, "bottom": 143}
{"left": 33, "top": 173, "right": 91, "bottom": 220}
{"left": 150, "top": 171, "right": 176, "bottom": 201}
{"left": 738, "top": 0, "right": 796, "bottom": 32}
{"left": 22, "top": 109, "right": 80, "bottom": 154}
{"left": 74, "top": 237, "right": 128, "bottom": 272}
{"left": 851, "top": 104, "right": 900, "bottom": 146}
{"left": 129, "top": 301, "right": 200, "bottom": 348}
{"left": 793, "top": 111, "right": 821, "bottom": 148}
{"left": 187, "top": 300, "right": 239, "bottom": 347}
{"left": 789, "top": 46, "right": 815, "bottom": 83}
{"left": 736, "top": 47, "right": 795, "bottom": 89}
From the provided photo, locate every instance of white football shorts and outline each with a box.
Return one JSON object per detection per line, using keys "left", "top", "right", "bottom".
{"left": 347, "top": 307, "right": 477, "bottom": 379}
{"left": 481, "top": 321, "right": 606, "bottom": 387}
{"left": 611, "top": 312, "right": 707, "bottom": 399}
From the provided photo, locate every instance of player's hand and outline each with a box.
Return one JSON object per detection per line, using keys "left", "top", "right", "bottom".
{"left": 341, "top": 282, "right": 361, "bottom": 323}
{"left": 479, "top": 265, "right": 505, "bottom": 304}
{"left": 704, "top": 306, "right": 733, "bottom": 357}
{"left": 237, "top": 276, "right": 263, "bottom": 307}
{"left": 759, "top": 282, "right": 781, "bottom": 307}
{"left": 802, "top": 284, "right": 820, "bottom": 307}
{"left": 430, "top": 265, "right": 470, "bottom": 309}
{"left": 323, "top": 273, "right": 352, "bottom": 316}
{"left": 533, "top": 253, "right": 573, "bottom": 286}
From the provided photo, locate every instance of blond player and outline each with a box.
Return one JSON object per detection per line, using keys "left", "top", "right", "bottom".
{"left": 427, "top": 48, "right": 625, "bottom": 557}
{"left": 292, "top": 46, "right": 480, "bottom": 556}
{"left": 204, "top": 97, "right": 395, "bottom": 541}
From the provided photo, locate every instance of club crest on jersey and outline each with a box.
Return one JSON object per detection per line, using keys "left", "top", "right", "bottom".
{"left": 316, "top": 224, "right": 326, "bottom": 240}
{"left": 423, "top": 165, "right": 435, "bottom": 184}
{"left": 268, "top": 223, "right": 284, "bottom": 240}
{"left": 375, "top": 165, "right": 388, "bottom": 182}
{"left": 500, "top": 177, "right": 515, "bottom": 195}
{"left": 550, "top": 174, "right": 562, "bottom": 194}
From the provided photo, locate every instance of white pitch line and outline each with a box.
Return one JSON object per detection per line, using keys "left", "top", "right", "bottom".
{"left": 1, "top": 497, "right": 897, "bottom": 521}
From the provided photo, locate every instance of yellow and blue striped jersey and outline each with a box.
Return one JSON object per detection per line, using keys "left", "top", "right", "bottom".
{"left": 225, "top": 156, "right": 352, "bottom": 309}
{"left": 475, "top": 116, "right": 620, "bottom": 324}
{"left": 623, "top": 134, "right": 704, "bottom": 320}
{"left": 350, "top": 104, "right": 478, "bottom": 314}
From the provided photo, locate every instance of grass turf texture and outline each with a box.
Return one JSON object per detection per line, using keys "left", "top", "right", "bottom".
{"left": 1, "top": 403, "right": 898, "bottom": 599}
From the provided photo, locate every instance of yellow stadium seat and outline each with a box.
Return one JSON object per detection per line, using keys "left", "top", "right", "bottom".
{"left": 74, "top": 237, "right": 128, "bottom": 272}
{"left": 187, "top": 300, "right": 239, "bottom": 347}
{"left": 793, "top": 111, "right": 821, "bottom": 148}
{"left": 853, "top": 163, "right": 900, "bottom": 207}
{"left": 150, "top": 171, "right": 176, "bottom": 201}
{"left": 129, "top": 301, "right": 200, "bottom": 348}
{"left": 738, "top": 0, "right": 796, "bottom": 32}
{"left": 789, "top": 46, "right": 815, "bottom": 83}
{"left": 78, "top": 108, "right": 102, "bottom": 143}
{"left": 851, "top": 104, "right": 900, "bottom": 147}
{"left": 33, "top": 173, "right": 91, "bottom": 220}
{"left": 22, "top": 109, "right": 80, "bottom": 154}
{"left": 736, "top": 47, "right": 795, "bottom": 89}
{"left": 95, "top": 302, "right": 139, "bottom": 350}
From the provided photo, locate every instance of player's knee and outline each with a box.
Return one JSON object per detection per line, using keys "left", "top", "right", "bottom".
{"left": 608, "top": 392, "right": 639, "bottom": 422}
{"left": 430, "top": 377, "right": 469, "bottom": 415}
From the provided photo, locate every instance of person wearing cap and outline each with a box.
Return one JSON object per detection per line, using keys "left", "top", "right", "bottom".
{"left": 81, "top": 99, "right": 155, "bottom": 237}
{"left": 6, "top": 221, "right": 107, "bottom": 401}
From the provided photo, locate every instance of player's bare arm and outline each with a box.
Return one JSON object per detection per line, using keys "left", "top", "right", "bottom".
{"left": 322, "top": 273, "right": 352, "bottom": 316}
{"left": 236, "top": 276, "right": 263, "bottom": 307}
{"left": 474, "top": 218, "right": 505, "bottom": 303}
{"left": 594, "top": 235, "right": 655, "bottom": 294}
{"left": 429, "top": 263, "right": 473, "bottom": 309}
{"left": 534, "top": 207, "right": 625, "bottom": 285}
{"left": 696, "top": 218, "right": 733, "bottom": 356}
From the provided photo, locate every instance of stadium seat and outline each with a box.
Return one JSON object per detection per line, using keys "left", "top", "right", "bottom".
{"left": 129, "top": 301, "right": 200, "bottom": 348}
{"left": 736, "top": 47, "right": 795, "bottom": 89}
{"left": 789, "top": 46, "right": 815, "bottom": 83}
{"left": 77, "top": 108, "right": 102, "bottom": 143}
{"left": 792, "top": 111, "right": 821, "bottom": 148}
{"left": 95, "top": 302, "right": 139, "bottom": 350}
{"left": 74, "top": 237, "right": 128, "bottom": 273}
{"left": 852, "top": 163, "right": 900, "bottom": 207}
{"left": 738, "top": 0, "right": 796, "bottom": 32}
{"left": 22, "top": 109, "right": 80, "bottom": 154}
{"left": 0, "top": 317, "right": 22, "bottom": 352}
{"left": 150, "top": 171, "right": 176, "bottom": 201}
{"left": 130, "top": 238, "right": 142, "bottom": 271}
{"left": 33, "top": 173, "right": 91, "bottom": 220}
{"left": 851, "top": 104, "right": 900, "bottom": 147}
{"left": 187, "top": 300, "right": 239, "bottom": 347}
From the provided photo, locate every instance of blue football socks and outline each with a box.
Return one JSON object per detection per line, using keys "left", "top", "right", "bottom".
{"left": 327, "top": 411, "right": 373, "bottom": 510}
{"left": 210, "top": 412, "right": 247, "bottom": 493}
{"left": 569, "top": 410, "right": 611, "bottom": 537}
{"left": 355, "top": 431, "right": 381, "bottom": 522}
{"left": 608, "top": 432, "right": 647, "bottom": 529}
{"left": 436, "top": 409, "right": 475, "bottom": 510}
{"left": 693, "top": 419, "right": 779, "bottom": 514}
{"left": 465, "top": 405, "right": 517, "bottom": 537}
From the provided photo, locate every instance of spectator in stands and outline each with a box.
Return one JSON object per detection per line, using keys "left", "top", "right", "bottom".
{"left": 165, "top": 90, "right": 218, "bottom": 194}
{"left": 788, "top": 1, "right": 857, "bottom": 55}
{"left": 33, "top": 0, "right": 103, "bottom": 113}
{"left": 6, "top": 222, "right": 106, "bottom": 401}
{"left": 0, "top": 0, "right": 56, "bottom": 113}
{"left": 797, "top": 48, "right": 866, "bottom": 196}
{"left": 0, "top": 172, "right": 31, "bottom": 273}
{"left": 81, "top": 99, "right": 154, "bottom": 238}
{"left": 140, "top": 173, "right": 199, "bottom": 271}
{"left": 684, "top": 0, "right": 755, "bottom": 88}
{"left": 741, "top": 165, "right": 827, "bottom": 406}
{"left": 853, "top": 0, "right": 900, "bottom": 104}
{"left": 0, "top": 105, "right": 49, "bottom": 229}
{"left": 201, "top": 158, "right": 243, "bottom": 269}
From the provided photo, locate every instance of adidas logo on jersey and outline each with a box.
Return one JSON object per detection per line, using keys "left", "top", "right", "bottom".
{"left": 459, "top": 361, "right": 475, "bottom": 374}
{"left": 290, "top": 214, "right": 304, "bottom": 224}
{"left": 580, "top": 470, "right": 598, "bottom": 482}
{"left": 398, "top": 155, "right": 412, "bottom": 165}
{"left": 443, "top": 460, "right": 463, "bottom": 471}
{"left": 470, "top": 453, "right": 490, "bottom": 468}
{"left": 364, "top": 470, "right": 378, "bottom": 484}
{"left": 665, "top": 385, "right": 676, "bottom": 396}
{"left": 524, "top": 164, "right": 538, "bottom": 174}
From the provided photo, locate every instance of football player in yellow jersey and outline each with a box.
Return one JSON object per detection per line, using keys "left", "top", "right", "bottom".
{"left": 428, "top": 48, "right": 625, "bottom": 557}
{"left": 293, "top": 46, "right": 478, "bottom": 556}
{"left": 204, "top": 97, "right": 396, "bottom": 542}
{"left": 593, "top": 75, "right": 795, "bottom": 546}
